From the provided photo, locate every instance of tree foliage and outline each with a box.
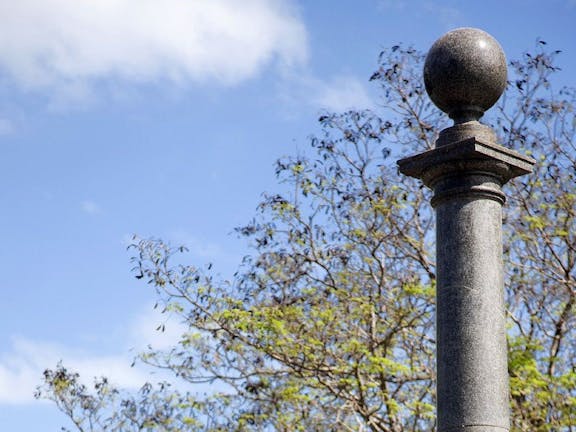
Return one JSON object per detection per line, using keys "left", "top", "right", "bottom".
{"left": 37, "top": 43, "right": 575, "bottom": 431}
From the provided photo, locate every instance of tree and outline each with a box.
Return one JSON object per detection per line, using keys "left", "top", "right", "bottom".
{"left": 37, "top": 43, "right": 575, "bottom": 431}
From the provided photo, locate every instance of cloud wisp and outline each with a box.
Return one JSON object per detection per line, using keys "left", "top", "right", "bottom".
{"left": 0, "top": 337, "right": 147, "bottom": 404}
{"left": 0, "top": 118, "right": 14, "bottom": 135}
{"left": 81, "top": 200, "right": 102, "bottom": 215}
{"left": 278, "top": 73, "right": 376, "bottom": 118}
{"left": 0, "top": 0, "right": 308, "bottom": 93}
{"left": 311, "top": 75, "right": 376, "bottom": 112}
{"left": 0, "top": 305, "right": 186, "bottom": 405}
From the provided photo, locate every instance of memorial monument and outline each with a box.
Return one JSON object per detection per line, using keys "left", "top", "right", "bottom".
{"left": 397, "top": 28, "right": 535, "bottom": 431}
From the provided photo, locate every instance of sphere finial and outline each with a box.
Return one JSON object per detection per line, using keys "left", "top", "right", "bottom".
{"left": 424, "top": 28, "right": 507, "bottom": 124}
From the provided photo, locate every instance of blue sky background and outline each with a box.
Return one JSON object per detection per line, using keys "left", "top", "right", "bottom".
{"left": 0, "top": 0, "right": 574, "bottom": 430}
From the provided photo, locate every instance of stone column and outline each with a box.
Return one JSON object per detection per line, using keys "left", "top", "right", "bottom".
{"left": 397, "top": 28, "right": 535, "bottom": 432}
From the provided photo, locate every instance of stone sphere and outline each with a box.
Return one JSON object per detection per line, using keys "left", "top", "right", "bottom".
{"left": 424, "top": 28, "right": 507, "bottom": 123}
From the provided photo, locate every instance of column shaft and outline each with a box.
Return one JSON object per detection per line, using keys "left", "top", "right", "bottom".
{"left": 435, "top": 174, "right": 509, "bottom": 432}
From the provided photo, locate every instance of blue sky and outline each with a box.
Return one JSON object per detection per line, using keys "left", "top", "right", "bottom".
{"left": 0, "top": 0, "right": 574, "bottom": 430}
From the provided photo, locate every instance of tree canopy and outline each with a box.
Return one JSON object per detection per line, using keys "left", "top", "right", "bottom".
{"left": 37, "top": 43, "right": 575, "bottom": 432}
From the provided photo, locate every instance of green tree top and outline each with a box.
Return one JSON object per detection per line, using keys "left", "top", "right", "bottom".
{"left": 37, "top": 43, "right": 575, "bottom": 432}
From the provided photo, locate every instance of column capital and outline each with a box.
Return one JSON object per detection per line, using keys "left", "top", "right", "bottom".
{"left": 397, "top": 136, "right": 535, "bottom": 189}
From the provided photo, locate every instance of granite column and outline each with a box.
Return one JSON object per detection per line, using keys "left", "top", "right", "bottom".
{"left": 397, "top": 28, "right": 535, "bottom": 432}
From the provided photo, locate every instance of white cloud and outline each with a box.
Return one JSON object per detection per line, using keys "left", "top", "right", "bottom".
{"left": 81, "top": 200, "right": 102, "bottom": 215}
{"left": 0, "top": 337, "right": 148, "bottom": 404}
{"left": 130, "top": 304, "right": 187, "bottom": 352}
{"left": 0, "top": 118, "right": 14, "bottom": 135}
{"left": 168, "top": 230, "right": 225, "bottom": 260}
{"left": 312, "top": 76, "right": 376, "bottom": 112}
{"left": 279, "top": 74, "right": 376, "bottom": 115}
{"left": 0, "top": 0, "right": 308, "bottom": 93}
{"left": 378, "top": 1, "right": 465, "bottom": 31}
{"left": 423, "top": 2, "right": 465, "bottom": 30}
{"left": 0, "top": 305, "right": 187, "bottom": 405}
{"left": 121, "top": 233, "right": 136, "bottom": 247}
{"left": 377, "top": 0, "right": 409, "bottom": 11}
